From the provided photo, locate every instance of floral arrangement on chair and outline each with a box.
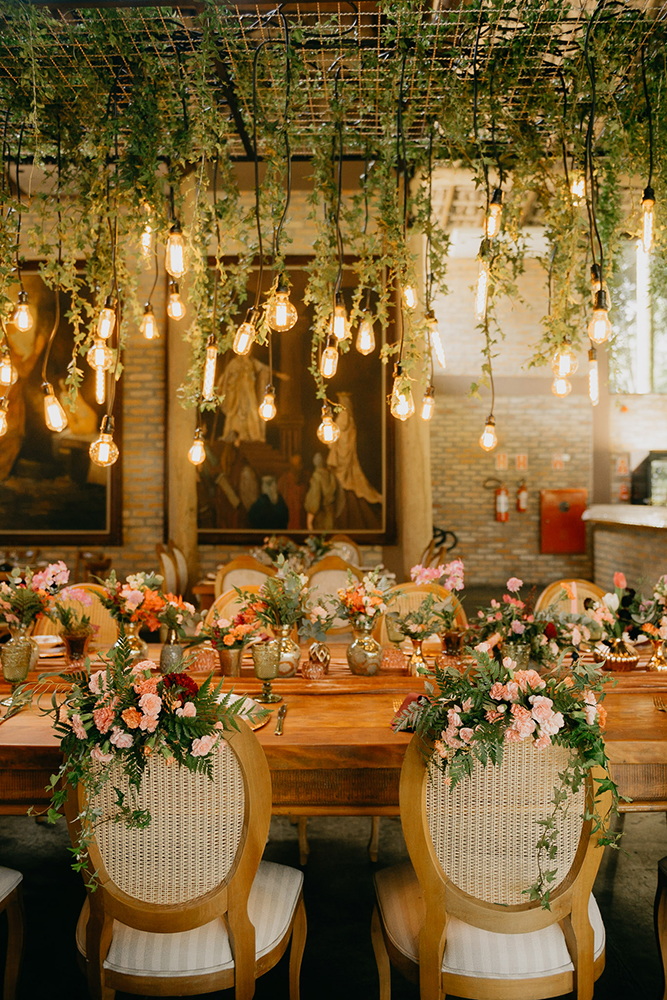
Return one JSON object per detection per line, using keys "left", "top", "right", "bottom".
{"left": 98, "top": 571, "right": 166, "bottom": 630}
{"left": 44, "top": 638, "right": 266, "bottom": 878}
{"left": 252, "top": 534, "right": 333, "bottom": 573}
{"left": 394, "top": 649, "right": 623, "bottom": 908}
{"left": 0, "top": 561, "right": 70, "bottom": 628}
{"left": 331, "top": 569, "right": 391, "bottom": 630}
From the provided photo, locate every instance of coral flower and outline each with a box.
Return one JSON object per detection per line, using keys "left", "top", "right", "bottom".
{"left": 93, "top": 705, "right": 115, "bottom": 735}
{"left": 121, "top": 707, "right": 142, "bottom": 729}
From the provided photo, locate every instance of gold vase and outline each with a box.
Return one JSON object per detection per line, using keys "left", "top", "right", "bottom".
{"left": 601, "top": 636, "right": 640, "bottom": 672}
{"left": 407, "top": 637, "right": 428, "bottom": 676}
{"left": 159, "top": 627, "right": 184, "bottom": 674}
{"left": 217, "top": 646, "right": 243, "bottom": 676}
{"left": 111, "top": 622, "right": 149, "bottom": 664}
{"left": 347, "top": 622, "right": 381, "bottom": 676}
{"left": 647, "top": 638, "right": 667, "bottom": 672}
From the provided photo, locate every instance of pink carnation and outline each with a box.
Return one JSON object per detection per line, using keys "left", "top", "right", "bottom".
{"left": 138, "top": 692, "right": 162, "bottom": 717}
{"left": 176, "top": 701, "right": 197, "bottom": 718}
{"left": 71, "top": 713, "right": 87, "bottom": 740}
{"left": 489, "top": 682, "right": 506, "bottom": 701}
{"left": 88, "top": 671, "right": 107, "bottom": 696}
{"left": 485, "top": 709, "right": 504, "bottom": 723}
{"left": 139, "top": 714, "right": 159, "bottom": 732}
{"left": 410, "top": 564, "right": 443, "bottom": 586}
{"left": 132, "top": 660, "right": 155, "bottom": 674}
{"left": 442, "top": 728, "right": 463, "bottom": 749}
{"left": 191, "top": 733, "right": 217, "bottom": 757}
{"left": 447, "top": 708, "right": 462, "bottom": 728}
{"left": 516, "top": 669, "right": 546, "bottom": 693}
{"left": 110, "top": 726, "right": 133, "bottom": 749}
{"left": 120, "top": 587, "right": 143, "bottom": 609}
{"left": 461, "top": 698, "right": 473, "bottom": 713}
{"left": 91, "top": 745, "right": 113, "bottom": 764}
{"left": 506, "top": 577, "right": 523, "bottom": 594}
{"left": 93, "top": 705, "right": 115, "bottom": 734}
{"left": 133, "top": 675, "right": 159, "bottom": 696}
{"left": 504, "top": 704, "right": 536, "bottom": 742}
{"left": 538, "top": 710, "right": 565, "bottom": 737}
{"left": 459, "top": 727, "right": 474, "bottom": 744}
{"left": 510, "top": 620, "right": 525, "bottom": 635}
{"left": 504, "top": 680, "right": 520, "bottom": 702}
{"left": 529, "top": 695, "right": 554, "bottom": 724}
{"left": 534, "top": 733, "right": 552, "bottom": 750}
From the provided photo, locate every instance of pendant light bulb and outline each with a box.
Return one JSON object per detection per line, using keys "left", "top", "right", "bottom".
{"left": 0, "top": 350, "right": 18, "bottom": 387}
{"left": 320, "top": 336, "right": 339, "bottom": 380}
{"left": 570, "top": 174, "right": 585, "bottom": 203}
{"left": 86, "top": 338, "right": 113, "bottom": 372}
{"left": 425, "top": 311, "right": 446, "bottom": 369}
{"left": 317, "top": 403, "right": 340, "bottom": 444}
{"left": 258, "top": 384, "right": 277, "bottom": 422}
{"left": 89, "top": 415, "right": 119, "bottom": 468}
{"left": 550, "top": 342, "right": 578, "bottom": 378}
{"left": 140, "top": 303, "right": 159, "bottom": 341}
{"left": 403, "top": 284, "right": 418, "bottom": 311}
{"left": 42, "top": 382, "right": 68, "bottom": 433}
{"left": 588, "top": 347, "right": 600, "bottom": 407}
{"left": 140, "top": 222, "right": 152, "bottom": 259}
{"left": 475, "top": 257, "right": 490, "bottom": 321}
{"left": 97, "top": 295, "right": 116, "bottom": 341}
{"left": 552, "top": 376, "right": 572, "bottom": 398}
{"left": 233, "top": 308, "right": 258, "bottom": 356}
{"left": 12, "top": 290, "right": 33, "bottom": 332}
{"left": 330, "top": 293, "right": 350, "bottom": 342}
{"left": 188, "top": 427, "right": 206, "bottom": 467}
{"left": 202, "top": 335, "right": 217, "bottom": 402}
{"left": 421, "top": 385, "right": 435, "bottom": 421}
{"left": 479, "top": 415, "right": 497, "bottom": 452}
{"left": 95, "top": 367, "right": 106, "bottom": 406}
{"left": 165, "top": 220, "right": 186, "bottom": 279}
{"left": 587, "top": 289, "right": 612, "bottom": 345}
{"left": 355, "top": 314, "right": 375, "bottom": 356}
{"left": 642, "top": 186, "right": 655, "bottom": 254}
{"left": 0, "top": 397, "right": 9, "bottom": 437}
{"left": 485, "top": 188, "right": 503, "bottom": 239}
{"left": 167, "top": 282, "right": 186, "bottom": 321}
{"left": 390, "top": 366, "right": 415, "bottom": 421}
{"left": 589, "top": 264, "right": 612, "bottom": 307}
{"left": 266, "top": 278, "right": 297, "bottom": 333}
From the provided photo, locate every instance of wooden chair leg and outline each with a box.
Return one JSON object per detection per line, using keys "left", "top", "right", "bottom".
{"left": 288, "top": 894, "right": 307, "bottom": 1000}
{"left": 297, "top": 817, "right": 309, "bottom": 866}
{"left": 3, "top": 886, "right": 24, "bottom": 1000}
{"left": 368, "top": 816, "right": 380, "bottom": 863}
{"left": 655, "top": 856, "right": 667, "bottom": 1000}
{"left": 371, "top": 904, "right": 391, "bottom": 1000}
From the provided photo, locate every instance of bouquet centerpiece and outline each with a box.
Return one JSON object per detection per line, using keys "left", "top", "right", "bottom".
{"left": 394, "top": 649, "right": 623, "bottom": 908}
{"left": 0, "top": 561, "right": 70, "bottom": 686}
{"left": 156, "top": 593, "right": 198, "bottom": 673}
{"left": 44, "top": 639, "right": 267, "bottom": 880}
{"left": 331, "top": 569, "right": 392, "bottom": 676}
{"left": 51, "top": 586, "right": 96, "bottom": 666}
{"left": 584, "top": 572, "right": 642, "bottom": 671}
{"left": 98, "top": 570, "right": 166, "bottom": 661}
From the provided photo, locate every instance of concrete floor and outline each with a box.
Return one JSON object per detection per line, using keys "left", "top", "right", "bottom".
{"left": 0, "top": 809, "right": 665, "bottom": 999}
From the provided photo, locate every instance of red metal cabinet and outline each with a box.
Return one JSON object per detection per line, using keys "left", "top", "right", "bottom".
{"left": 540, "top": 489, "right": 588, "bottom": 554}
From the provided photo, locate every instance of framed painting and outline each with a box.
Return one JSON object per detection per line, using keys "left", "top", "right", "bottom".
{"left": 197, "top": 257, "right": 395, "bottom": 545}
{"left": 0, "top": 268, "right": 122, "bottom": 545}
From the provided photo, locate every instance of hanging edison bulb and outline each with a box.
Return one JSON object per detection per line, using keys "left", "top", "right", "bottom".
{"left": 570, "top": 173, "right": 585, "bottom": 203}
{"left": 140, "top": 304, "right": 159, "bottom": 341}
{"left": 475, "top": 256, "right": 490, "bottom": 322}
{"left": 233, "top": 307, "right": 258, "bottom": 356}
{"left": 390, "top": 365, "right": 415, "bottom": 421}
{"left": 320, "top": 335, "right": 339, "bottom": 379}
{"left": 330, "top": 293, "right": 350, "bottom": 342}
{"left": 42, "top": 382, "right": 68, "bottom": 433}
{"left": 258, "top": 384, "right": 277, "bottom": 422}
{"left": 421, "top": 385, "right": 435, "bottom": 421}
{"left": 587, "top": 289, "right": 612, "bottom": 344}
{"left": 86, "top": 338, "right": 114, "bottom": 373}
{"left": 202, "top": 335, "right": 217, "bottom": 401}
{"left": 89, "top": 415, "right": 119, "bottom": 468}
{"left": 425, "top": 311, "right": 446, "bottom": 369}
{"left": 588, "top": 346, "right": 600, "bottom": 406}
{"left": 167, "top": 281, "right": 186, "bottom": 321}
{"left": 485, "top": 188, "right": 503, "bottom": 239}
{"left": 479, "top": 415, "right": 497, "bottom": 452}
{"left": 12, "top": 290, "right": 33, "bottom": 332}
{"left": 0, "top": 349, "right": 18, "bottom": 387}
{"left": 402, "top": 284, "right": 417, "bottom": 311}
{"left": 188, "top": 427, "right": 206, "bottom": 466}
{"left": 552, "top": 376, "right": 572, "bottom": 397}
{"left": 355, "top": 314, "right": 375, "bottom": 356}
{"left": 97, "top": 295, "right": 116, "bottom": 340}
{"left": 95, "top": 367, "right": 106, "bottom": 406}
{"left": 165, "top": 220, "right": 186, "bottom": 279}
{"left": 266, "top": 277, "right": 298, "bottom": 332}
{"left": 317, "top": 403, "right": 340, "bottom": 444}
{"left": 551, "top": 342, "right": 578, "bottom": 378}
{"left": 642, "top": 186, "right": 655, "bottom": 254}
{"left": 0, "top": 397, "right": 9, "bottom": 437}
{"left": 140, "top": 221, "right": 152, "bottom": 259}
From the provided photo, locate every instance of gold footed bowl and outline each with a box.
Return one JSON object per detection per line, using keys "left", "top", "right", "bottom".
{"left": 600, "top": 637, "right": 640, "bottom": 672}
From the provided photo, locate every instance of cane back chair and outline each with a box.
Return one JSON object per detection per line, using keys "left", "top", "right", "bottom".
{"left": 66, "top": 721, "right": 306, "bottom": 1000}
{"left": 372, "top": 736, "right": 611, "bottom": 1000}
{"left": 534, "top": 579, "right": 606, "bottom": 617}
{"left": 306, "top": 556, "right": 362, "bottom": 633}
{"left": 0, "top": 867, "right": 24, "bottom": 1000}
{"left": 374, "top": 582, "right": 468, "bottom": 654}
{"left": 33, "top": 582, "right": 117, "bottom": 648}
{"left": 214, "top": 557, "right": 277, "bottom": 599}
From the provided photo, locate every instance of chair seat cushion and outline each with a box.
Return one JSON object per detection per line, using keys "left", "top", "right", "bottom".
{"left": 0, "top": 866, "right": 22, "bottom": 901}
{"left": 374, "top": 861, "right": 605, "bottom": 980}
{"left": 77, "top": 860, "right": 302, "bottom": 978}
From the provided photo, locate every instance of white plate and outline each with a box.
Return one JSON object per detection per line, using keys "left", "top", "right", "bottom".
{"left": 33, "top": 635, "right": 63, "bottom": 646}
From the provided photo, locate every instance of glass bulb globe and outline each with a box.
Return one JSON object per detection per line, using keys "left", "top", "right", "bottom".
{"left": 188, "top": 429, "right": 206, "bottom": 466}
{"left": 97, "top": 297, "right": 116, "bottom": 340}
{"left": 551, "top": 343, "right": 578, "bottom": 378}
{"left": 475, "top": 259, "right": 490, "bottom": 321}
{"left": 317, "top": 405, "right": 340, "bottom": 444}
{"left": 266, "top": 287, "right": 297, "bottom": 332}
{"left": 86, "top": 338, "right": 114, "bottom": 371}
{"left": 258, "top": 386, "right": 276, "bottom": 422}
{"left": 0, "top": 352, "right": 18, "bottom": 386}
{"left": 165, "top": 222, "right": 186, "bottom": 279}
{"left": 0, "top": 399, "right": 9, "bottom": 437}
{"left": 90, "top": 432, "right": 119, "bottom": 468}
{"left": 390, "top": 379, "right": 415, "bottom": 421}
{"left": 320, "top": 340, "right": 339, "bottom": 379}
{"left": 588, "top": 348, "right": 599, "bottom": 407}
{"left": 233, "top": 321, "right": 256, "bottom": 356}
{"left": 202, "top": 336, "right": 217, "bottom": 401}
{"left": 330, "top": 299, "right": 350, "bottom": 342}
{"left": 140, "top": 222, "right": 152, "bottom": 259}
{"left": 552, "top": 376, "right": 572, "bottom": 397}
{"left": 12, "top": 292, "right": 33, "bottom": 333}
{"left": 167, "top": 283, "right": 186, "bottom": 321}
{"left": 43, "top": 383, "right": 68, "bottom": 433}
{"left": 425, "top": 312, "right": 446, "bottom": 369}
{"left": 403, "top": 285, "right": 417, "bottom": 310}
{"left": 356, "top": 316, "right": 375, "bottom": 356}
{"left": 479, "top": 417, "right": 497, "bottom": 452}
{"left": 421, "top": 386, "right": 435, "bottom": 421}
{"left": 140, "top": 305, "right": 159, "bottom": 341}
{"left": 642, "top": 187, "right": 655, "bottom": 254}
{"left": 485, "top": 189, "right": 503, "bottom": 239}
{"left": 570, "top": 174, "right": 585, "bottom": 203}
{"left": 95, "top": 368, "right": 106, "bottom": 406}
{"left": 588, "top": 307, "right": 612, "bottom": 345}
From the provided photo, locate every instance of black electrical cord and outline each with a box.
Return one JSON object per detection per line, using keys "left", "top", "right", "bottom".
{"left": 556, "top": 69, "right": 571, "bottom": 192}
{"left": 489, "top": 59, "right": 503, "bottom": 188}
{"left": 15, "top": 123, "right": 24, "bottom": 289}
{"left": 641, "top": 45, "right": 654, "bottom": 189}
{"left": 472, "top": 19, "right": 490, "bottom": 213}
{"left": 41, "top": 126, "right": 63, "bottom": 384}
{"left": 583, "top": 0, "right": 607, "bottom": 275}
{"left": 105, "top": 77, "right": 122, "bottom": 421}
{"left": 333, "top": 69, "right": 345, "bottom": 299}
{"left": 425, "top": 129, "right": 434, "bottom": 311}
{"left": 273, "top": 11, "right": 291, "bottom": 265}
{"left": 252, "top": 40, "right": 270, "bottom": 311}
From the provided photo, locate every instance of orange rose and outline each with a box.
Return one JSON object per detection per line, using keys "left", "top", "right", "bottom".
{"left": 121, "top": 707, "right": 142, "bottom": 729}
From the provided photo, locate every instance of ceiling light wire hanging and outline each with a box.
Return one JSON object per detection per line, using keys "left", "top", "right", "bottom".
{"left": 41, "top": 124, "right": 68, "bottom": 434}
{"left": 640, "top": 43, "right": 655, "bottom": 253}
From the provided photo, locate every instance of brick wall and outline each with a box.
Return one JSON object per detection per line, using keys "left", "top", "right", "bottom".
{"left": 593, "top": 525, "right": 667, "bottom": 592}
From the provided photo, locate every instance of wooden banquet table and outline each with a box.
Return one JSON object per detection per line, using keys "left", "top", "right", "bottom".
{"left": 1, "top": 643, "right": 667, "bottom": 815}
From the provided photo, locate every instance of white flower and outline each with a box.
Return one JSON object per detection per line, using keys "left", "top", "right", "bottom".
{"left": 603, "top": 593, "right": 619, "bottom": 612}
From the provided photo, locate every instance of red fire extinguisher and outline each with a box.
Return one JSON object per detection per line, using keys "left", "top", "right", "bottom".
{"left": 495, "top": 484, "right": 509, "bottom": 522}
{"left": 516, "top": 480, "right": 528, "bottom": 513}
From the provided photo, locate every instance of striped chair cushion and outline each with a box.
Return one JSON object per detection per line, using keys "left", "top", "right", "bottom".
{"left": 0, "top": 866, "right": 22, "bottom": 901}
{"left": 77, "top": 861, "right": 302, "bottom": 978}
{"left": 374, "top": 861, "right": 605, "bottom": 979}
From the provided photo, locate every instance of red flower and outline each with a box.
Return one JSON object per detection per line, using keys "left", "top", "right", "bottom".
{"left": 544, "top": 622, "right": 558, "bottom": 640}
{"left": 163, "top": 673, "right": 199, "bottom": 701}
